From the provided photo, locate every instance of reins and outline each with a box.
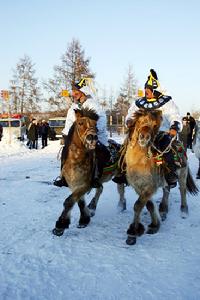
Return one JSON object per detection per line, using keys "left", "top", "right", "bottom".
{"left": 150, "top": 134, "right": 176, "bottom": 156}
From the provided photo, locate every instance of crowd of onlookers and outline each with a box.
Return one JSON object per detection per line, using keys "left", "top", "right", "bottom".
{"left": 179, "top": 112, "right": 200, "bottom": 178}
{"left": 179, "top": 112, "right": 197, "bottom": 150}
{"left": 26, "top": 119, "right": 50, "bottom": 149}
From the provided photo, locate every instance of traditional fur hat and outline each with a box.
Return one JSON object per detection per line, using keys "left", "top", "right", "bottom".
{"left": 73, "top": 78, "right": 95, "bottom": 96}
{"left": 144, "top": 69, "right": 159, "bottom": 91}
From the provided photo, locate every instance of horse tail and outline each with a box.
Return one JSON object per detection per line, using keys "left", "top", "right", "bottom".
{"left": 186, "top": 168, "right": 199, "bottom": 195}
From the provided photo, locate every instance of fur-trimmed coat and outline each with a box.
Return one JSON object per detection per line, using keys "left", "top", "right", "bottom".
{"left": 62, "top": 97, "right": 109, "bottom": 146}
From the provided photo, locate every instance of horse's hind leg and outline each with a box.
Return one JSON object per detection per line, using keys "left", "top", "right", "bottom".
{"left": 78, "top": 197, "right": 91, "bottom": 228}
{"left": 117, "top": 183, "right": 126, "bottom": 211}
{"left": 178, "top": 168, "right": 188, "bottom": 218}
{"left": 52, "top": 194, "right": 75, "bottom": 236}
{"left": 159, "top": 187, "right": 170, "bottom": 221}
{"left": 146, "top": 200, "right": 160, "bottom": 234}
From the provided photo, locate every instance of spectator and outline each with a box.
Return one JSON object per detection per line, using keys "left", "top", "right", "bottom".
{"left": 192, "top": 117, "right": 200, "bottom": 179}
{"left": 179, "top": 117, "right": 190, "bottom": 151}
{"left": 0, "top": 124, "right": 3, "bottom": 141}
{"left": 27, "top": 119, "right": 38, "bottom": 149}
{"left": 41, "top": 120, "right": 49, "bottom": 148}
{"left": 185, "top": 112, "right": 196, "bottom": 149}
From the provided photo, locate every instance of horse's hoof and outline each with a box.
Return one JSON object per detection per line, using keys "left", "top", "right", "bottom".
{"left": 52, "top": 227, "right": 64, "bottom": 236}
{"left": 117, "top": 201, "right": 126, "bottom": 212}
{"left": 146, "top": 222, "right": 160, "bottom": 234}
{"left": 87, "top": 203, "right": 96, "bottom": 217}
{"left": 89, "top": 209, "right": 96, "bottom": 217}
{"left": 181, "top": 206, "right": 188, "bottom": 219}
{"left": 160, "top": 212, "right": 167, "bottom": 221}
{"left": 126, "top": 235, "right": 137, "bottom": 245}
{"left": 78, "top": 216, "right": 90, "bottom": 228}
{"left": 77, "top": 224, "right": 88, "bottom": 228}
{"left": 127, "top": 222, "right": 145, "bottom": 236}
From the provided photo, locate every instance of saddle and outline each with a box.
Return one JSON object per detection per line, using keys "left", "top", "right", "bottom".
{"left": 102, "top": 139, "right": 121, "bottom": 175}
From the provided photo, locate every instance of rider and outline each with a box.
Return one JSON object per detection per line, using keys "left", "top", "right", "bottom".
{"left": 113, "top": 69, "right": 182, "bottom": 188}
{"left": 53, "top": 78, "right": 110, "bottom": 188}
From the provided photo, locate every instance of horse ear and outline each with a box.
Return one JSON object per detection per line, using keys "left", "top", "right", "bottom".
{"left": 74, "top": 109, "right": 82, "bottom": 119}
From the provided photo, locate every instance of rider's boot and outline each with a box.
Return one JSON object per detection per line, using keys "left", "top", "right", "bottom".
{"left": 53, "top": 176, "right": 68, "bottom": 187}
{"left": 164, "top": 151, "right": 178, "bottom": 188}
{"left": 112, "top": 172, "right": 128, "bottom": 185}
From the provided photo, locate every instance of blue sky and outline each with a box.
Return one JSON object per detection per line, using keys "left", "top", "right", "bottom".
{"left": 0, "top": 0, "right": 200, "bottom": 115}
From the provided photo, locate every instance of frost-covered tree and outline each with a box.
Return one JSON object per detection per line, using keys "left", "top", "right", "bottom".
{"left": 119, "top": 64, "right": 137, "bottom": 104}
{"left": 114, "top": 65, "right": 137, "bottom": 119}
{"left": 10, "top": 55, "right": 42, "bottom": 113}
{"left": 44, "top": 38, "right": 94, "bottom": 110}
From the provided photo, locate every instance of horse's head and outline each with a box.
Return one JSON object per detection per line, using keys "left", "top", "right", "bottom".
{"left": 131, "top": 109, "right": 162, "bottom": 148}
{"left": 74, "top": 108, "right": 99, "bottom": 150}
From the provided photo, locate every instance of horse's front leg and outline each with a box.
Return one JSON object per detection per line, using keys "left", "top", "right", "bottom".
{"left": 52, "top": 194, "right": 75, "bottom": 236}
{"left": 87, "top": 185, "right": 103, "bottom": 217}
{"left": 78, "top": 197, "right": 91, "bottom": 228}
{"left": 159, "top": 186, "right": 170, "bottom": 221}
{"left": 126, "top": 196, "right": 146, "bottom": 245}
{"left": 146, "top": 200, "right": 160, "bottom": 234}
{"left": 117, "top": 183, "right": 126, "bottom": 211}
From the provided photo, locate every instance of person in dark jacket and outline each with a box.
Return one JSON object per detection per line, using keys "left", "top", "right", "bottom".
{"left": 185, "top": 112, "right": 196, "bottom": 149}
{"left": 179, "top": 117, "right": 190, "bottom": 151}
{"left": 41, "top": 120, "right": 49, "bottom": 148}
{"left": 27, "top": 119, "right": 38, "bottom": 149}
{"left": 0, "top": 124, "right": 3, "bottom": 141}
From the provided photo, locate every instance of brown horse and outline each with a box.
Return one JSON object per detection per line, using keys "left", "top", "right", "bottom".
{"left": 124, "top": 109, "right": 198, "bottom": 245}
{"left": 52, "top": 108, "right": 125, "bottom": 236}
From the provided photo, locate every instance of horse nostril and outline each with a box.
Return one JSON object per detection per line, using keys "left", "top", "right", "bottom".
{"left": 87, "top": 134, "right": 98, "bottom": 142}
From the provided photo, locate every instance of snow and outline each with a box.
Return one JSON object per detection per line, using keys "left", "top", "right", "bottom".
{"left": 0, "top": 133, "right": 200, "bottom": 300}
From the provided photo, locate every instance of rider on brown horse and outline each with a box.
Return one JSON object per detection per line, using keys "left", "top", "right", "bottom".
{"left": 53, "top": 78, "right": 110, "bottom": 188}
{"left": 113, "top": 69, "right": 183, "bottom": 188}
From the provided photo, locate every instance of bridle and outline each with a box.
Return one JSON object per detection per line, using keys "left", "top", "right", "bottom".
{"left": 137, "top": 122, "right": 154, "bottom": 148}
{"left": 76, "top": 118, "right": 97, "bottom": 148}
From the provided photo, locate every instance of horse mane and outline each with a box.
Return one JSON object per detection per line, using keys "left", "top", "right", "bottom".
{"left": 63, "top": 107, "right": 99, "bottom": 161}
{"left": 74, "top": 107, "right": 99, "bottom": 121}
{"left": 128, "top": 108, "right": 162, "bottom": 137}
{"left": 133, "top": 108, "right": 162, "bottom": 123}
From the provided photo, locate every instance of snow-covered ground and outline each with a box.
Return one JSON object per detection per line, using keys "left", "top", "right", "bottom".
{"left": 0, "top": 134, "right": 200, "bottom": 300}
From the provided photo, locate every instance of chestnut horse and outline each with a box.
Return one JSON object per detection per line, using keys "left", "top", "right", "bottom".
{"left": 124, "top": 109, "right": 198, "bottom": 245}
{"left": 52, "top": 108, "right": 125, "bottom": 237}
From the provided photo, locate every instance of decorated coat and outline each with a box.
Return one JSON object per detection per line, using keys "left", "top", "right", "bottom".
{"left": 126, "top": 97, "right": 183, "bottom": 132}
{"left": 193, "top": 120, "right": 200, "bottom": 159}
{"left": 62, "top": 97, "right": 109, "bottom": 146}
